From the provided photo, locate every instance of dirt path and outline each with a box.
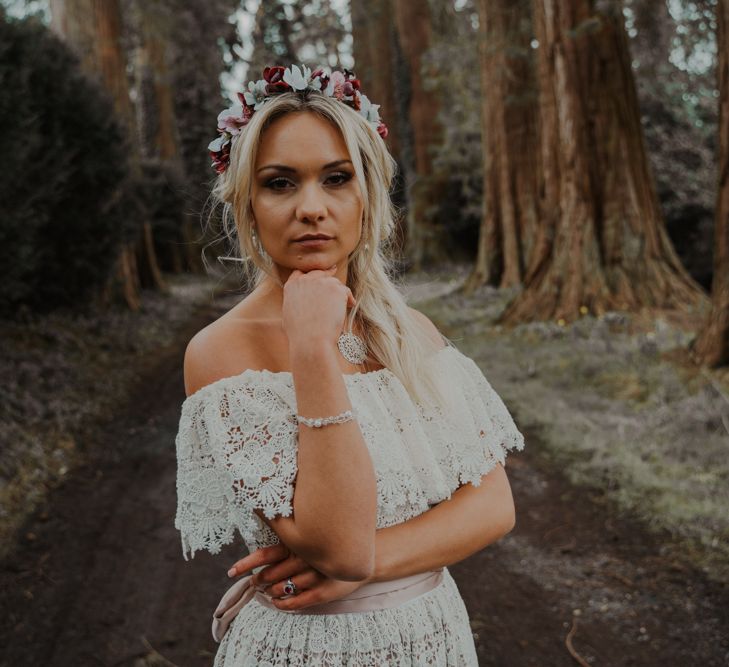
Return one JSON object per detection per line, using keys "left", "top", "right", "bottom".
{"left": 1, "top": 293, "right": 728, "bottom": 666}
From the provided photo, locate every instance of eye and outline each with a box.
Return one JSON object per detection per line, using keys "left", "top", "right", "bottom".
{"left": 326, "top": 171, "right": 353, "bottom": 186}
{"left": 264, "top": 171, "right": 352, "bottom": 190}
{"left": 264, "top": 177, "right": 294, "bottom": 191}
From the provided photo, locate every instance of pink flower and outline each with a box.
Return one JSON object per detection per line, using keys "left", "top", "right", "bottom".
{"left": 217, "top": 104, "right": 251, "bottom": 135}
{"left": 377, "top": 121, "right": 389, "bottom": 139}
{"left": 325, "top": 71, "right": 347, "bottom": 100}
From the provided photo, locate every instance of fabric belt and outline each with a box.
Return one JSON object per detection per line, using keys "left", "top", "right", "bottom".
{"left": 212, "top": 567, "right": 445, "bottom": 643}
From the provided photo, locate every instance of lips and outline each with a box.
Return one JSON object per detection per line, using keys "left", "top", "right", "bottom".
{"left": 294, "top": 234, "right": 333, "bottom": 241}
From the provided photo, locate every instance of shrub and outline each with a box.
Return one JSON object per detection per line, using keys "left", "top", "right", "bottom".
{"left": 0, "top": 12, "right": 137, "bottom": 315}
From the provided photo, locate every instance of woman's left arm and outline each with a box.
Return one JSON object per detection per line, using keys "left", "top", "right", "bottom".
{"left": 230, "top": 463, "right": 516, "bottom": 610}
{"left": 368, "top": 462, "right": 516, "bottom": 583}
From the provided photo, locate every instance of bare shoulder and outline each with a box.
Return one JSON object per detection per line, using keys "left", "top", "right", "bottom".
{"left": 407, "top": 306, "right": 446, "bottom": 350}
{"left": 183, "top": 308, "right": 281, "bottom": 398}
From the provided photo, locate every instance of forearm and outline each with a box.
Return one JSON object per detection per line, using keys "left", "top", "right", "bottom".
{"left": 368, "top": 464, "right": 516, "bottom": 582}
{"left": 287, "top": 340, "right": 377, "bottom": 579}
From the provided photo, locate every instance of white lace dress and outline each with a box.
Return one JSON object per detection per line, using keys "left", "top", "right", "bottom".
{"left": 174, "top": 342, "right": 525, "bottom": 666}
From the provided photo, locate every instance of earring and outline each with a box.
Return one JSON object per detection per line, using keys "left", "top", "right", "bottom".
{"left": 364, "top": 242, "right": 370, "bottom": 251}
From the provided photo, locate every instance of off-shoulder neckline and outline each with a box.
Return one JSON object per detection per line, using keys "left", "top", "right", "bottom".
{"left": 181, "top": 344, "right": 458, "bottom": 407}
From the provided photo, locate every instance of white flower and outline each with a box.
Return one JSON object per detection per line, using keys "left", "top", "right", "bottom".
{"left": 244, "top": 79, "right": 268, "bottom": 110}
{"left": 208, "top": 135, "right": 228, "bottom": 152}
{"left": 358, "top": 93, "right": 381, "bottom": 123}
{"left": 283, "top": 64, "right": 309, "bottom": 90}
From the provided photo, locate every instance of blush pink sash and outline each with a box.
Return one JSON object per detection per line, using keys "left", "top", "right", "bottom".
{"left": 212, "top": 567, "right": 445, "bottom": 643}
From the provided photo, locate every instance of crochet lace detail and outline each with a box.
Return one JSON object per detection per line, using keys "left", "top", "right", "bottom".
{"left": 174, "top": 344, "right": 524, "bottom": 665}
{"left": 174, "top": 344, "right": 525, "bottom": 561}
{"left": 213, "top": 568, "right": 478, "bottom": 666}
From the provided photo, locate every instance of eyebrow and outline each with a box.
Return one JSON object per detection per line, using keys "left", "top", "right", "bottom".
{"left": 256, "top": 159, "right": 353, "bottom": 173}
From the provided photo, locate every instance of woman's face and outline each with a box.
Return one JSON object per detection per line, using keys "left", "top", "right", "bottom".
{"left": 250, "top": 111, "right": 364, "bottom": 284}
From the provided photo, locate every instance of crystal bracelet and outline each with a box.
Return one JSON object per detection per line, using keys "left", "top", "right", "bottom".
{"left": 296, "top": 408, "right": 356, "bottom": 428}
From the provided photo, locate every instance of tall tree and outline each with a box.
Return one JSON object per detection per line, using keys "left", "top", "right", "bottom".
{"left": 500, "top": 0, "right": 708, "bottom": 324}
{"left": 247, "top": 0, "right": 300, "bottom": 77}
{"left": 394, "top": 0, "right": 448, "bottom": 269}
{"left": 692, "top": 0, "right": 729, "bottom": 366}
{"left": 128, "top": 0, "right": 184, "bottom": 283}
{"left": 49, "top": 0, "right": 144, "bottom": 309}
{"left": 351, "top": 0, "right": 407, "bottom": 254}
{"left": 464, "top": 0, "right": 539, "bottom": 292}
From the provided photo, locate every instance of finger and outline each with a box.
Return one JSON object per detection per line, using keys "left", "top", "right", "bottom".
{"left": 271, "top": 587, "right": 324, "bottom": 611}
{"left": 268, "top": 568, "right": 323, "bottom": 598}
{"left": 253, "top": 555, "right": 307, "bottom": 588}
{"left": 228, "top": 544, "right": 290, "bottom": 577}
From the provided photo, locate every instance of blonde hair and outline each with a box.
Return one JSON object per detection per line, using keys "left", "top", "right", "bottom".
{"left": 205, "top": 90, "right": 453, "bottom": 409}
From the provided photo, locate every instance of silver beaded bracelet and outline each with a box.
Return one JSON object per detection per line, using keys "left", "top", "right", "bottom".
{"left": 296, "top": 408, "right": 356, "bottom": 428}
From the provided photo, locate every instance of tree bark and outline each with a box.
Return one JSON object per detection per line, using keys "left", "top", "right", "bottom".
{"left": 394, "top": 0, "right": 448, "bottom": 269}
{"left": 692, "top": 0, "right": 729, "bottom": 365}
{"left": 351, "top": 0, "right": 407, "bottom": 255}
{"left": 500, "top": 0, "right": 707, "bottom": 325}
{"left": 50, "top": 0, "right": 145, "bottom": 309}
{"left": 464, "top": 0, "right": 539, "bottom": 293}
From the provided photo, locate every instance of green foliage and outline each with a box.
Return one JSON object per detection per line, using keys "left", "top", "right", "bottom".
{"left": 0, "top": 14, "right": 135, "bottom": 315}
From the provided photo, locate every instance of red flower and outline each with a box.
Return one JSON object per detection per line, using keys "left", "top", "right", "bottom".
{"left": 377, "top": 122, "right": 388, "bottom": 139}
{"left": 235, "top": 92, "right": 255, "bottom": 117}
{"left": 263, "top": 65, "right": 289, "bottom": 93}
{"left": 210, "top": 142, "right": 231, "bottom": 174}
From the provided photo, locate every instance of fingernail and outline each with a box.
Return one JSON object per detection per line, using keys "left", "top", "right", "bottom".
{"left": 227, "top": 567, "right": 237, "bottom": 578}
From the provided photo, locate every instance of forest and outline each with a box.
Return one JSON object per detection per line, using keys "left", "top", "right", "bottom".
{"left": 0, "top": 0, "right": 728, "bottom": 665}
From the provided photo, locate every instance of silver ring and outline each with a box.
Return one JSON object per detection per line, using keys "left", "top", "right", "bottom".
{"left": 283, "top": 577, "right": 297, "bottom": 596}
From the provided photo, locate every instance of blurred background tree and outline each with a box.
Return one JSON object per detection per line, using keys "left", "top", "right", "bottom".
{"left": 0, "top": 0, "right": 724, "bottom": 340}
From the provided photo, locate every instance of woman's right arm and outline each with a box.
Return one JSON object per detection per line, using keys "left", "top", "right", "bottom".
{"left": 266, "top": 265, "right": 377, "bottom": 581}
{"left": 281, "top": 338, "right": 378, "bottom": 582}
{"left": 184, "top": 267, "right": 377, "bottom": 581}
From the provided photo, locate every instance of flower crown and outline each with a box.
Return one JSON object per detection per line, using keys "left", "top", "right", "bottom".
{"left": 207, "top": 64, "right": 388, "bottom": 174}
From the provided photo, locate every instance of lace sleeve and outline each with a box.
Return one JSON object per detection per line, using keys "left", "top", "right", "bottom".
{"left": 174, "top": 377, "right": 299, "bottom": 560}
{"left": 418, "top": 346, "right": 526, "bottom": 491}
{"left": 452, "top": 349, "right": 525, "bottom": 484}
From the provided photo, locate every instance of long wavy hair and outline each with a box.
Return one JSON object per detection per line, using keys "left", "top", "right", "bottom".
{"left": 205, "top": 90, "right": 454, "bottom": 410}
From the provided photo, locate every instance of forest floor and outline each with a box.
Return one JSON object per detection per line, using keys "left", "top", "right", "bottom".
{"left": 0, "top": 266, "right": 728, "bottom": 667}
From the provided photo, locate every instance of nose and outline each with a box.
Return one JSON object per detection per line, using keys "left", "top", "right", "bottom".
{"left": 295, "top": 180, "right": 327, "bottom": 223}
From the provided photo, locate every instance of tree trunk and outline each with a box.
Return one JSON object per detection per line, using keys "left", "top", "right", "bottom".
{"left": 464, "top": 0, "right": 539, "bottom": 293}
{"left": 394, "top": 0, "right": 448, "bottom": 269}
{"left": 692, "top": 0, "right": 729, "bottom": 366}
{"left": 500, "top": 0, "right": 708, "bottom": 325}
{"left": 351, "top": 0, "right": 407, "bottom": 255}
{"left": 630, "top": 0, "right": 673, "bottom": 80}
{"left": 131, "top": 1, "right": 192, "bottom": 287}
{"left": 50, "top": 0, "right": 144, "bottom": 310}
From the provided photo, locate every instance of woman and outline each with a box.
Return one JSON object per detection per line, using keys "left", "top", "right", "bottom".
{"left": 175, "top": 64, "right": 525, "bottom": 665}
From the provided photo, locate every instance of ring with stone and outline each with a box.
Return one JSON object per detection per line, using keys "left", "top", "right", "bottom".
{"left": 283, "top": 577, "right": 297, "bottom": 596}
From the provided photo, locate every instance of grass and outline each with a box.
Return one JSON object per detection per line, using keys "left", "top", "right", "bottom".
{"left": 407, "top": 268, "right": 729, "bottom": 584}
